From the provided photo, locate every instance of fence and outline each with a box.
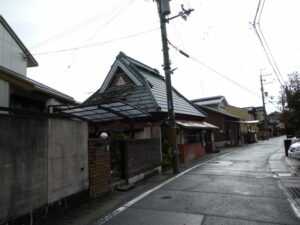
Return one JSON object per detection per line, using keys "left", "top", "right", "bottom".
{"left": 0, "top": 114, "right": 88, "bottom": 224}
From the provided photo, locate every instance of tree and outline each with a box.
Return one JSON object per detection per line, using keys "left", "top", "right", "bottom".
{"left": 279, "top": 71, "right": 300, "bottom": 135}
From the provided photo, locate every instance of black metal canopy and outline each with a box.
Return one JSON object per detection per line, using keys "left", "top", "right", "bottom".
{"left": 60, "top": 101, "right": 151, "bottom": 122}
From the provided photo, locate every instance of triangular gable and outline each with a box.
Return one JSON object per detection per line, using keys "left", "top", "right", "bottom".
{"left": 116, "top": 76, "right": 126, "bottom": 86}
{"left": 0, "top": 15, "right": 38, "bottom": 67}
{"left": 99, "top": 59, "right": 143, "bottom": 93}
{"left": 108, "top": 69, "right": 133, "bottom": 88}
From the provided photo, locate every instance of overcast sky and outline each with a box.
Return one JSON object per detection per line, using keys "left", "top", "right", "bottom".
{"left": 1, "top": 0, "right": 300, "bottom": 113}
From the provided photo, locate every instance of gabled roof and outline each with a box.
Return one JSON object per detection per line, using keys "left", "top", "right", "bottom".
{"left": 191, "top": 95, "right": 228, "bottom": 107}
{"left": 83, "top": 52, "right": 205, "bottom": 118}
{"left": 199, "top": 105, "right": 240, "bottom": 120}
{"left": 0, "top": 15, "right": 38, "bottom": 67}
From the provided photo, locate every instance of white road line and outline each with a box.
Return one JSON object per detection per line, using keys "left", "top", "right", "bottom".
{"left": 94, "top": 151, "right": 234, "bottom": 225}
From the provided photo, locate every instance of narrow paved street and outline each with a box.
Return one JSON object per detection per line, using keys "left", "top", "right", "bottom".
{"left": 93, "top": 137, "right": 300, "bottom": 225}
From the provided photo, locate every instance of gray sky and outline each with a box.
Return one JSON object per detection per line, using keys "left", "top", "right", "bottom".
{"left": 2, "top": 0, "right": 300, "bottom": 113}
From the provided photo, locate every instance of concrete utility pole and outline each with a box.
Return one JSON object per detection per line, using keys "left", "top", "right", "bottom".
{"left": 156, "top": 0, "right": 179, "bottom": 174}
{"left": 260, "top": 72, "right": 268, "bottom": 139}
{"left": 156, "top": 0, "right": 194, "bottom": 174}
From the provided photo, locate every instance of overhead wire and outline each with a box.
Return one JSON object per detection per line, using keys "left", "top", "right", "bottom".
{"left": 167, "top": 39, "right": 281, "bottom": 110}
{"left": 253, "top": 0, "right": 284, "bottom": 87}
{"left": 32, "top": 28, "right": 159, "bottom": 56}
{"left": 29, "top": 11, "right": 113, "bottom": 51}
{"left": 54, "top": 0, "right": 136, "bottom": 84}
{"left": 256, "top": 0, "right": 285, "bottom": 83}
{"left": 86, "top": 0, "right": 136, "bottom": 43}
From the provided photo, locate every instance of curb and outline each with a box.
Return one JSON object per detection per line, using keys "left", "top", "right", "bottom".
{"left": 283, "top": 156, "right": 300, "bottom": 177}
{"left": 280, "top": 156, "right": 300, "bottom": 216}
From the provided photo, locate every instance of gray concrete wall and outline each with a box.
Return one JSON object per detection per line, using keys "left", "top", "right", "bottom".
{"left": 0, "top": 116, "right": 48, "bottom": 221}
{"left": 0, "top": 115, "right": 89, "bottom": 223}
{"left": 48, "top": 118, "right": 89, "bottom": 203}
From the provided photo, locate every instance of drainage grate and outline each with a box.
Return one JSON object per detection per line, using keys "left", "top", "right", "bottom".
{"left": 287, "top": 187, "right": 300, "bottom": 198}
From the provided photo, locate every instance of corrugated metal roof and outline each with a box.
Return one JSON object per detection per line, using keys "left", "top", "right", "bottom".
{"left": 60, "top": 101, "right": 150, "bottom": 122}
{"left": 83, "top": 84, "right": 158, "bottom": 113}
{"left": 192, "top": 96, "right": 224, "bottom": 106}
{"left": 0, "top": 65, "right": 74, "bottom": 102}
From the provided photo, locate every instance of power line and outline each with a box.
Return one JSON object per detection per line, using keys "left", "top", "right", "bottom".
{"left": 257, "top": 0, "right": 285, "bottom": 83}
{"left": 30, "top": 0, "right": 130, "bottom": 50}
{"left": 86, "top": 0, "right": 136, "bottom": 43}
{"left": 190, "top": 55, "right": 281, "bottom": 110}
{"left": 32, "top": 28, "right": 159, "bottom": 56}
{"left": 252, "top": 0, "right": 285, "bottom": 87}
{"left": 167, "top": 39, "right": 281, "bottom": 110}
{"left": 53, "top": 0, "right": 136, "bottom": 84}
{"left": 29, "top": 12, "right": 112, "bottom": 50}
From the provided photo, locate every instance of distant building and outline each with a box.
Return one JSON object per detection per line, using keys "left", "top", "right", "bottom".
{"left": 192, "top": 96, "right": 240, "bottom": 147}
{"left": 227, "top": 105, "right": 261, "bottom": 142}
{"left": 243, "top": 106, "right": 265, "bottom": 121}
{"left": 268, "top": 111, "right": 285, "bottom": 137}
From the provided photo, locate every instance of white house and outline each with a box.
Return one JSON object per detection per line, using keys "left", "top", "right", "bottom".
{"left": 0, "top": 15, "right": 75, "bottom": 113}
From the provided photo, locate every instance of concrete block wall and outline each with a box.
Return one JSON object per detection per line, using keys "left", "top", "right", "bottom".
{"left": 0, "top": 116, "right": 48, "bottom": 222}
{"left": 48, "top": 119, "right": 89, "bottom": 203}
{"left": 123, "top": 138, "right": 161, "bottom": 181}
{"left": 0, "top": 115, "right": 89, "bottom": 224}
{"left": 88, "top": 139, "right": 111, "bottom": 198}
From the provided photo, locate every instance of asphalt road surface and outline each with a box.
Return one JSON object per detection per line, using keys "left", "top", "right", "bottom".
{"left": 93, "top": 137, "right": 300, "bottom": 225}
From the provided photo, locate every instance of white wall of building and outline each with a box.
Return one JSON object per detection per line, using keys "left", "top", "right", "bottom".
{"left": 0, "top": 23, "right": 27, "bottom": 76}
{"left": 0, "top": 79, "right": 9, "bottom": 112}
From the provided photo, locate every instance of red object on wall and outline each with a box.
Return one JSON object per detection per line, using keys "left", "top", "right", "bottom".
{"left": 178, "top": 142, "right": 206, "bottom": 162}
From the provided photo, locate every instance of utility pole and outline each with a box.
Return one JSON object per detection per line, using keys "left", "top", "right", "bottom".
{"left": 260, "top": 72, "right": 268, "bottom": 139}
{"left": 155, "top": 0, "right": 193, "bottom": 174}
{"left": 156, "top": 0, "right": 179, "bottom": 174}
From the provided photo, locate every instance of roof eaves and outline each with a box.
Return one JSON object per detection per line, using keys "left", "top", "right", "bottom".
{"left": 0, "top": 15, "right": 38, "bottom": 67}
{"left": 171, "top": 86, "right": 206, "bottom": 118}
{"left": 118, "top": 51, "right": 160, "bottom": 76}
{"left": 200, "top": 105, "right": 240, "bottom": 120}
{"left": 0, "top": 66, "right": 74, "bottom": 103}
{"left": 99, "top": 57, "right": 145, "bottom": 93}
{"left": 118, "top": 57, "right": 147, "bottom": 86}
{"left": 191, "top": 95, "right": 224, "bottom": 103}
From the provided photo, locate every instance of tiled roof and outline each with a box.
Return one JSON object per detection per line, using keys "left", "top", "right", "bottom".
{"left": 83, "top": 52, "right": 205, "bottom": 118}
{"left": 83, "top": 84, "right": 157, "bottom": 113}
{"left": 199, "top": 105, "right": 240, "bottom": 120}
{"left": 191, "top": 96, "right": 224, "bottom": 106}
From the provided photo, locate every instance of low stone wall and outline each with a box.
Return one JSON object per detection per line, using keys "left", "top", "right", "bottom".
{"left": 179, "top": 142, "right": 206, "bottom": 162}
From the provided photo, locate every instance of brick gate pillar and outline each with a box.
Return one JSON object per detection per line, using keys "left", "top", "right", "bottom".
{"left": 88, "top": 138, "right": 111, "bottom": 198}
